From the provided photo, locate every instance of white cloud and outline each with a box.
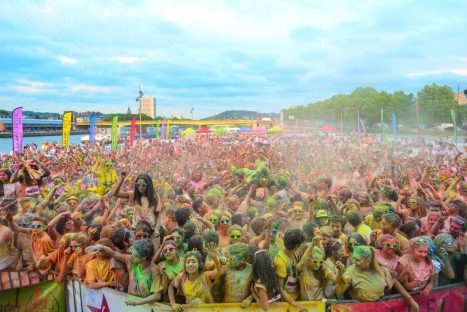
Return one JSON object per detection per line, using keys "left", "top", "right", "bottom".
{"left": 58, "top": 56, "right": 78, "bottom": 64}
{"left": 407, "top": 68, "right": 467, "bottom": 77}
{"left": 7, "top": 79, "right": 50, "bottom": 94}
{"left": 69, "top": 83, "right": 115, "bottom": 93}
{"left": 113, "top": 57, "right": 144, "bottom": 64}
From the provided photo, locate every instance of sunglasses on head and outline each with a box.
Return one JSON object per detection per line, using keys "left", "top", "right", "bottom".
{"left": 136, "top": 233, "right": 149, "bottom": 239}
{"left": 31, "top": 224, "right": 45, "bottom": 229}
{"left": 220, "top": 219, "right": 230, "bottom": 225}
{"left": 135, "top": 183, "right": 147, "bottom": 188}
{"left": 384, "top": 242, "right": 398, "bottom": 248}
{"left": 163, "top": 246, "right": 176, "bottom": 254}
{"left": 230, "top": 234, "right": 242, "bottom": 239}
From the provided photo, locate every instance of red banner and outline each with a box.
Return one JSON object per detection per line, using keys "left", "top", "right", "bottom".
{"left": 130, "top": 116, "right": 136, "bottom": 147}
{"left": 331, "top": 284, "right": 466, "bottom": 312}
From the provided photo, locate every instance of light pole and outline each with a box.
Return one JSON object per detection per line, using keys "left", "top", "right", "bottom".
{"left": 136, "top": 84, "right": 143, "bottom": 140}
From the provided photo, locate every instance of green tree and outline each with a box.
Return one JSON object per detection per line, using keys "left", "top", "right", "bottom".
{"left": 417, "top": 84, "right": 458, "bottom": 127}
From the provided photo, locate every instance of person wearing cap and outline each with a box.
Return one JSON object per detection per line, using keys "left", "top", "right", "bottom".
{"left": 315, "top": 210, "right": 330, "bottom": 227}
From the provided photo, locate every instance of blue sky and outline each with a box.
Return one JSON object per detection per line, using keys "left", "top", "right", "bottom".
{"left": 0, "top": 0, "right": 466, "bottom": 118}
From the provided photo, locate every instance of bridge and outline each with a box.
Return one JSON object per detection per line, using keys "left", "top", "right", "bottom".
{"left": 75, "top": 119, "right": 278, "bottom": 128}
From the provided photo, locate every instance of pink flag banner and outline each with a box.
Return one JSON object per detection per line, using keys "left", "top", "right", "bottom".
{"left": 12, "top": 107, "right": 23, "bottom": 153}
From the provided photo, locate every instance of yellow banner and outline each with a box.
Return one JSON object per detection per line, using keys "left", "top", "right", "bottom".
{"left": 177, "top": 301, "right": 325, "bottom": 312}
{"left": 62, "top": 112, "right": 72, "bottom": 147}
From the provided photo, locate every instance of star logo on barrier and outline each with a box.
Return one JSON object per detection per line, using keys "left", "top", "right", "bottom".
{"left": 87, "top": 295, "right": 110, "bottom": 312}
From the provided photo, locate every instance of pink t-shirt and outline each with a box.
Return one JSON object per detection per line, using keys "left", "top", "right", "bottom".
{"left": 375, "top": 249, "right": 401, "bottom": 278}
{"left": 400, "top": 254, "right": 434, "bottom": 290}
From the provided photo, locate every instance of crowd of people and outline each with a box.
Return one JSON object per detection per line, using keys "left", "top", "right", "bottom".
{"left": 0, "top": 132, "right": 466, "bottom": 311}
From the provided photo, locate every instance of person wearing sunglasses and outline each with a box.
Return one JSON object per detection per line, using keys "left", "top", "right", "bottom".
{"left": 221, "top": 243, "right": 253, "bottom": 304}
{"left": 395, "top": 196, "right": 426, "bottom": 222}
{"left": 45, "top": 232, "right": 74, "bottom": 283}
{"left": 67, "top": 233, "right": 93, "bottom": 281}
{"left": 336, "top": 245, "right": 419, "bottom": 311}
{"left": 217, "top": 211, "right": 232, "bottom": 249}
{"left": 154, "top": 240, "right": 184, "bottom": 302}
{"left": 372, "top": 213, "right": 410, "bottom": 255}
{"left": 297, "top": 238, "right": 334, "bottom": 301}
{"left": 228, "top": 225, "right": 244, "bottom": 244}
{"left": 92, "top": 159, "right": 118, "bottom": 197}
{"left": 113, "top": 172, "right": 160, "bottom": 229}
{"left": 375, "top": 234, "right": 405, "bottom": 281}
{"left": 7, "top": 214, "right": 56, "bottom": 275}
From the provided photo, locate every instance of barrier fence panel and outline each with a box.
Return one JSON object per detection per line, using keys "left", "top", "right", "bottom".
{"left": 329, "top": 283, "right": 466, "bottom": 312}
{"left": 0, "top": 279, "right": 65, "bottom": 312}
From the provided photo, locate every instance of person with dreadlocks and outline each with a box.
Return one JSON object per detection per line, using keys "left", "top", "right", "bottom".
{"left": 337, "top": 245, "right": 419, "bottom": 311}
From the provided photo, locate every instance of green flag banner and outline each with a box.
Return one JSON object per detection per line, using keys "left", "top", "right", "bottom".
{"left": 111, "top": 116, "right": 118, "bottom": 151}
{"left": 0, "top": 280, "right": 65, "bottom": 312}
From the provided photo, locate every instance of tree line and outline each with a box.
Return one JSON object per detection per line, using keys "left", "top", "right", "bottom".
{"left": 282, "top": 84, "right": 466, "bottom": 127}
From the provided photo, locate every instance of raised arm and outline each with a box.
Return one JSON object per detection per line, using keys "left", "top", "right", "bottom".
{"left": 112, "top": 174, "right": 131, "bottom": 199}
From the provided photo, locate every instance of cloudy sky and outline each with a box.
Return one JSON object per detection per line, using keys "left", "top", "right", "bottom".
{"left": 0, "top": 0, "right": 466, "bottom": 118}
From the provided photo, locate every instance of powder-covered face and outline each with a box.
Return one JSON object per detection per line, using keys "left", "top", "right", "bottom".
{"left": 407, "top": 198, "right": 420, "bottom": 210}
{"left": 0, "top": 171, "right": 9, "bottom": 183}
{"left": 31, "top": 220, "right": 45, "bottom": 235}
{"left": 413, "top": 245, "right": 428, "bottom": 262}
{"left": 219, "top": 216, "right": 231, "bottom": 229}
{"left": 293, "top": 205, "right": 304, "bottom": 219}
{"left": 381, "top": 238, "right": 398, "bottom": 256}
{"left": 185, "top": 256, "right": 199, "bottom": 274}
{"left": 162, "top": 243, "right": 177, "bottom": 260}
{"left": 330, "top": 222, "right": 341, "bottom": 237}
{"left": 230, "top": 229, "right": 243, "bottom": 244}
{"left": 171, "top": 232, "right": 183, "bottom": 247}
{"left": 308, "top": 248, "right": 324, "bottom": 271}
{"left": 449, "top": 222, "right": 463, "bottom": 238}
{"left": 428, "top": 214, "right": 439, "bottom": 225}
{"left": 353, "top": 254, "right": 370, "bottom": 270}
{"left": 130, "top": 247, "right": 145, "bottom": 264}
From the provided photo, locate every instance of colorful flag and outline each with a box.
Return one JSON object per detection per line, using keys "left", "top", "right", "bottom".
{"left": 12, "top": 107, "right": 23, "bottom": 153}
{"left": 130, "top": 116, "right": 136, "bottom": 146}
{"left": 89, "top": 115, "right": 97, "bottom": 145}
{"left": 62, "top": 112, "right": 72, "bottom": 147}
{"left": 111, "top": 116, "right": 118, "bottom": 151}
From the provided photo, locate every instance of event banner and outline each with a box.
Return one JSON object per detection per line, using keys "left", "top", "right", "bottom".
{"left": 130, "top": 116, "right": 136, "bottom": 146}
{"left": 331, "top": 284, "right": 466, "bottom": 312}
{"left": 111, "top": 115, "right": 118, "bottom": 151}
{"left": 66, "top": 279, "right": 324, "bottom": 312}
{"left": 0, "top": 280, "right": 65, "bottom": 312}
{"left": 62, "top": 112, "right": 72, "bottom": 147}
{"left": 12, "top": 107, "right": 23, "bottom": 153}
{"left": 89, "top": 115, "right": 97, "bottom": 145}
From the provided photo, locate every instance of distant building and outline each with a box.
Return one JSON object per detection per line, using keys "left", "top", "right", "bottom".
{"left": 139, "top": 97, "right": 156, "bottom": 118}
{"left": 455, "top": 92, "right": 467, "bottom": 105}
